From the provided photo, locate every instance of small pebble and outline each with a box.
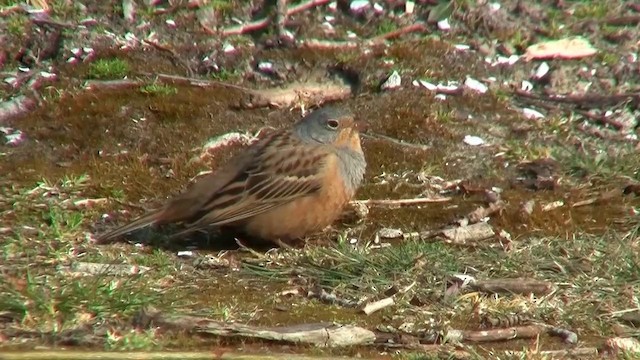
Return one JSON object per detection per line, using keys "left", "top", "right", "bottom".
{"left": 464, "top": 77, "right": 488, "bottom": 93}
{"left": 257, "top": 61, "right": 274, "bottom": 73}
{"left": 533, "top": 62, "right": 550, "bottom": 79}
{"left": 521, "top": 80, "right": 534, "bottom": 92}
{"left": 463, "top": 135, "right": 485, "bottom": 146}
{"left": 405, "top": 1, "right": 415, "bottom": 14}
{"left": 437, "top": 19, "right": 451, "bottom": 31}
{"left": 413, "top": 79, "right": 437, "bottom": 90}
{"left": 350, "top": 0, "right": 371, "bottom": 14}
{"left": 222, "top": 43, "right": 236, "bottom": 54}
{"left": 378, "top": 228, "right": 404, "bottom": 239}
{"left": 522, "top": 108, "right": 545, "bottom": 119}
{"left": 380, "top": 70, "right": 401, "bottom": 91}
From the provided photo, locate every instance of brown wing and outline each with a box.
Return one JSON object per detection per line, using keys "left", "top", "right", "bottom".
{"left": 96, "top": 145, "right": 259, "bottom": 243}
{"left": 172, "top": 131, "right": 330, "bottom": 237}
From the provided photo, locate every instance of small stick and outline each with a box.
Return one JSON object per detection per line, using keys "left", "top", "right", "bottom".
{"left": 361, "top": 296, "right": 394, "bottom": 315}
{"left": 461, "top": 325, "right": 547, "bottom": 342}
{"left": 142, "top": 40, "right": 193, "bottom": 76}
{"left": 84, "top": 79, "right": 142, "bottom": 91}
{"left": 276, "top": 0, "right": 288, "bottom": 38}
{"left": 362, "top": 132, "right": 430, "bottom": 151}
{"left": 352, "top": 197, "right": 452, "bottom": 207}
{"left": 300, "top": 23, "right": 427, "bottom": 49}
{"left": 369, "top": 22, "right": 427, "bottom": 43}
{"left": 220, "top": 0, "right": 331, "bottom": 37}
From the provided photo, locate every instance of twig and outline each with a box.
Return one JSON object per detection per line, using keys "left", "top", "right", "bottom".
{"left": 220, "top": 0, "right": 331, "bottom": 37}
{"left": 575, "top": 109, "right": 626, "bottom": 131}
{"left": 287, "top": 0, "right": 331, "bottom": 15}
{"left": 307, "top": 286, "right": 359, "bottom": 307}
{"left": 370, "top": 22, "right": 427, "bottom": 43}
{"left": 122, "top": 0, "right": 136, "bottom": 23}
{"left": 361, "top": 297, "right": 394, "bottom": 315}
{"left": 135, "top": 306, "right": 376, "bottom": 347}
{"left": 0, "top": 351, "right": 368, "bottom": 360}
{"left": 362, "top": 132, "right": 430, "bottom": 151}
{"left": 297, "top": 39, "right": 360, "bottom": 49}
{"left": 351, "top": 197, "right": 452, "bottom": 207}
{"left": 84, "top": 79, "right": 143, "bottom": 91}
{"left": 454, "top": 325, "right": 547, "bottom": 342}
{"left": 141, "top": 40, "right": 193, "bottom": 76}
{"left": 604, "top": 15, "right": 640, "bottom": 26}
{"left": 471, "top": 278, "right": 556, "bottom": 296}
{"left": 513, "top": 89, "right": 640, "bottom": 108}
{"left": 441, "top": 222, "right": 495, "bottom": 245}
{"left": 276, "top": 0, "right": 288, "bottom": 38}
{"left": 300, "top": 23, "right": 427, "bottom": 49}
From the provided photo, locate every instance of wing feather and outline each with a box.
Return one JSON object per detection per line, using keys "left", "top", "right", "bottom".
{"left": 176, "top": 132, "right": 330, "bottom": 236}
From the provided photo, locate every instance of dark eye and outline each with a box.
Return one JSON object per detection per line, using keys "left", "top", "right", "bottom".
{"left": 327, "top": 119, "right": 339, "bottom": 129}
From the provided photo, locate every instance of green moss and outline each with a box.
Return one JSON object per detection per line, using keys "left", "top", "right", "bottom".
{"left": 6, "top": 14, "right": 27, "bottom": 36}
{"left": 139, "top": 83, "right": 178, "bottom": 96}
{"left": 88, "top": 58, "right": 131, "bottom": 80}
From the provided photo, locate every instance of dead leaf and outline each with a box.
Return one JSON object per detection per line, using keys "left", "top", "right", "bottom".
{"left": 524, "top": 37, "right": 597, "bottom": 61}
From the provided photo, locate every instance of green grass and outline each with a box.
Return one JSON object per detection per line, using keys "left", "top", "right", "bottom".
{"left": 140, "top": 83, "right": 178, "bottom": 96}
{"left": 87, "top": 58, "right": 131, "bottom": 80}
{"left": 0, "top": 175, "right": 182, "bottom": 349}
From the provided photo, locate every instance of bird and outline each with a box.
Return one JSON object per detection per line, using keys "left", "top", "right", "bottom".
{"left": 96, "top": 106, "right": 367, "bottom": 246}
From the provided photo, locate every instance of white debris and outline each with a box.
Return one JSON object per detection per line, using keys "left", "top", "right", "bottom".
{"left": 381, "top": 70, "right": 401, "bottom": 90}
{"left": 454, "top": 44, "right": 470, "bottom": 51}
{"left": 1, "top": 127, "right": 25, "bottom": 146}
{"left": 492, "top": 55, "right": 520, "bottom": 66}
{"left": 437, "top": 18, "right": 451, "bottom": 31}
{"left": 378, "top": 228, "right": 404, "bottom": 239}
{"left": 463, "top": 135, "right": 485, "bottom": 146}
{"left": 222, "top": 43, "right": 236, "bottom": 54}
{"left": 350, "top": 0, "right": 370, "bottom": 14}
{"left": 413, "top": 79, "right": 437, "bottom": 90}
{"left": 436, "top": 83, "right": 460, "bottom": 92}
{"left": 405, "top": 1, "right": 415, "bottom": 14}
{"left": 40, "top": 71, "right": 57, "bottom": 80}
{"left": 542, "top": 200, "right": 564, "bottom": 211}
{"left": 522, "top": 108, "right": 545, "bottom": 119}
{"left": 257, "top": 61, "right": 274, "bottom": 73}
{"left": 521, "top": 80, "right": 534, "bottom": 92}
{"left": 464, "top": 77, "right": 488, "bottom": 93}
{"left": 533, "top": 62, "right": 550, "bottom": 79}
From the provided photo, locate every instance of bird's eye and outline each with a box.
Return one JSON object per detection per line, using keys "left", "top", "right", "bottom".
{"left": 327, "top": 119, "right": 339, "bottom": 129}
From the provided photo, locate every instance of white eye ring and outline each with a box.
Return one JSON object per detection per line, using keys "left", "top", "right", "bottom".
{"left": 327, "top": 119, "right": 339, "bottom": 129}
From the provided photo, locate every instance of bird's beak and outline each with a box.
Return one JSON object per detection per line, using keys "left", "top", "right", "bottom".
{"left": 353, "top": 120, "right": 369, "bottom": 133}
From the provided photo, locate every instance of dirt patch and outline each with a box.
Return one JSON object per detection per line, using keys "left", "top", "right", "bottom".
{"left": 1, "top": 0, "right": 640, "bottom": 359}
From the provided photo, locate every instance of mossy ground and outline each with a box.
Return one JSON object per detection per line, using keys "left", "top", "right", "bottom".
{"left": 1, "top": 0, "right": 640, "bottom": 359}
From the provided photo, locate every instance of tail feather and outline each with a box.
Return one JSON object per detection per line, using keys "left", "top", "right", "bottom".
{"left": 96, "top": 210, "right": 163, "bottom": 243}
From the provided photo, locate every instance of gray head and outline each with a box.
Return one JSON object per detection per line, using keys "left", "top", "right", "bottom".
{"left": 294, "top": 106, "right": 367, "bottom": 194}
{"left": 293, "top": 107, "right": 364, "bottom": 145}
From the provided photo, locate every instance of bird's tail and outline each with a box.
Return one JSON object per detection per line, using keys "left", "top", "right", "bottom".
{"left": 96, "top": 210, "right": 162, "bottom": 244}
